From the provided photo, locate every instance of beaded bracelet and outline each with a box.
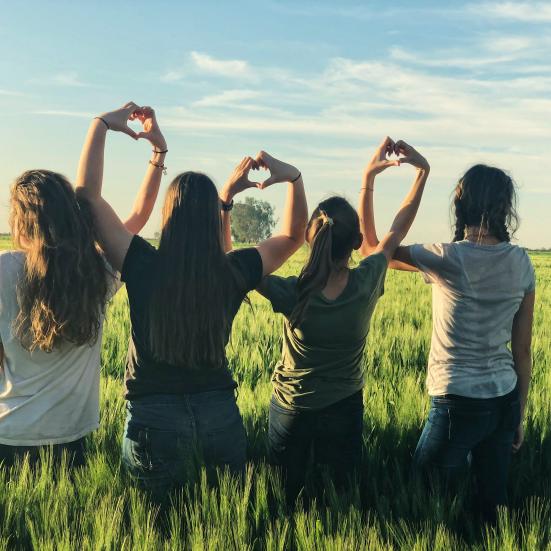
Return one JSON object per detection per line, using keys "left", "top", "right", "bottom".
{"left": 149, "top": 160, "right": 167, "bottom": 175}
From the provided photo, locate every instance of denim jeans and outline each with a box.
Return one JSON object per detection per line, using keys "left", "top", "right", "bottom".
{"left": 268, "top": 390, "right": 363, "bottom": 504}
{"left": 122, "top": 389, "right": 246, "bottom": 503}
{"left": 0, "top": 438, "right": 86, "bottom": 469}
{"left": 413, "top": 386, "right": 521, "bottom": 523}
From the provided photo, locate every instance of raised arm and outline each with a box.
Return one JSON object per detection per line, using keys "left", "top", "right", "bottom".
{"left": 124, "top": 107, "right": 168, "bottom": 234}
{"left": 511, "top": 290, "right": 535, "bottom": 453}
{"left": 254, "top": 151, "right": 308, "bottom": 276}
{"left": 219, "top": 157, "right": 261, "bottom": 253}
{"left": 359, "top": 138, "right": 429, "bottom": 265}
{"left": 76, "top": 102, "right": 166, "bottom": 271}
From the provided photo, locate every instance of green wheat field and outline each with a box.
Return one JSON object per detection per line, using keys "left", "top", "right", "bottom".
{"left": 1, "top": 234, "right": 550, "bottom": 550}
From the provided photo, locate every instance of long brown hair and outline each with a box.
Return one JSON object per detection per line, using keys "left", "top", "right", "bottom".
{"left": 290, "top": 196, "right": 361, "bottom": 329}
{"left": 10, "top": 170, "right": 108, "bottom": 352}
{"left": 453, "top": 164, "right": 519, "bottom": 242}
{"left": 148, "top": 172, "right": 237, "bottom": 367}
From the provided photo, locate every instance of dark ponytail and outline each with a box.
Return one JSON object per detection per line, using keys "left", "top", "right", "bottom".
{"left": 290, "top": 197, "right": 360, "bottom": 329}
{"left": 452, "top": 164, "right": 518, "bottom": 243}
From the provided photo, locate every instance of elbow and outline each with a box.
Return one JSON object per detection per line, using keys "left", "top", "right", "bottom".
{"left": 75, "top": 186, "right": 99, "bottom": 204}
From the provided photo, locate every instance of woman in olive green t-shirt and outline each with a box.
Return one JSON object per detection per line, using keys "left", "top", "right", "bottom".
{"left": 257, "top": 137, "right": 430, "bottom": 505}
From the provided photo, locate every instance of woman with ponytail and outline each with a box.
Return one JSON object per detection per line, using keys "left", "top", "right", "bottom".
{"left": 364, "top": 163, "right": 535, "bottom": 523}
{"left": 0, "top": 108, "right": 166, "bottom": 467}
{"left": 258, "top": 137, "right": 430, "bottom": 504}
{"left": 76, "top": 104, "right": 308, "bottom": 502}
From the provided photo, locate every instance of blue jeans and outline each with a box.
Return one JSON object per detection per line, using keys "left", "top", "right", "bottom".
{"left": 268, "top": 390, "right": 364, "bottom": 505}
{"left": 122, "top": 389, "right": 246, "bottom": 503}
{"left": 413, "top": 386, "right": 521, "bottom": 523}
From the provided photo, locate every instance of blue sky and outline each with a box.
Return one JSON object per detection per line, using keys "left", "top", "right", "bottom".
{"left": 1, "top": 1, "right": 550, "bottom": 246}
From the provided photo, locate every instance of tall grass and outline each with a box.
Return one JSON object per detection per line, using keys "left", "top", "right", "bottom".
{"left": 1, "top": 249, "right": 550, "bottom": 550}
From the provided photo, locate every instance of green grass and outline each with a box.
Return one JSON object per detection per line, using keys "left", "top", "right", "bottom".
{"left": 1, "top": 245, "right": 551, "bottom": 550}
{"left": 0, "top": 236, "right": 11, "bottom": 251}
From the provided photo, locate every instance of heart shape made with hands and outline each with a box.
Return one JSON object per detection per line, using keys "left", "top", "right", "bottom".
{"left": 234, "top": 153, "right": 287, "bottom": 192}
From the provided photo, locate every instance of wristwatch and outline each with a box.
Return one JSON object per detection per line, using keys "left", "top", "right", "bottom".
{"left": 220, "top": 198, "right": 234, "bottom": 212}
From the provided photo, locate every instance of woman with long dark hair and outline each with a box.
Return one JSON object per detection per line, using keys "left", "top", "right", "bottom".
{"left": 76, "top": 103, "right": 308, "bottom": 500}
{"left": 0, "top": 108, "right": 166, "bottom": 467}
{"left": 364, "top": 161, "right": 535, "bottom": 522}
{"left": 257, "top": 137, "right": 430, "bottom": 503}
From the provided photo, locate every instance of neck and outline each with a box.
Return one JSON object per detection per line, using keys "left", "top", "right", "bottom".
{"left": 464, "top": 226, "right": 501, "bottom": 244}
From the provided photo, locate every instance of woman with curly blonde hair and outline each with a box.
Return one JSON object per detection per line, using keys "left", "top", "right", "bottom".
{"left": 0, "top": 107, "right": 166, "bottom": 467}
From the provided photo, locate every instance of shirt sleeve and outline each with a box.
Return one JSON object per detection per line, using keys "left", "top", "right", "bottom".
{"left": 104, "top": 262, "right": 122, "bottom": 302}
{"left": 121, "top": 235, "right": 157, "bottom": 288}
{"left": 258, "top": 275, "right": 298, "bottom": 316}
{"left": 227, "top": 248, "right": 263, "bottom": 293}
{"left": 409, "top": 243, "right": 449, "bottom": 285}
{"left": 356, "top": 252, "right": 388, "bottom": 297}
{"left": 522, "top": 251, "right": 536, "bottom": 294}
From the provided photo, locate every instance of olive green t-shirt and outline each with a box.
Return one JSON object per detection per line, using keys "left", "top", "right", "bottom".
{"left": 260, "top": 253, "right": 387, "bottom": 410}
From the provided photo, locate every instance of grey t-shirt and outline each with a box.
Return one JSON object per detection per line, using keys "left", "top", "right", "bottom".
{"left": 410, "top": 241, "right": 535, "bottom": 398}
{"left": 0, "top": 251, "right": 120, "bottom": 445}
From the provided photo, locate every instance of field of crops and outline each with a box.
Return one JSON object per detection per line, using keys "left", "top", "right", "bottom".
{"left": 1, "top": 237, "right": 550, "bottom": 550}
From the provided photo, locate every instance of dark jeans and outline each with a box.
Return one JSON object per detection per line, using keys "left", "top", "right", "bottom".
{"left": 413, "top": 386, "right": 521, "bottom": 523}
{"left": 122, "top": 389, "right": 246, "bottom": 503}
{"left": 0, "top": 438, "right": 86, "bottom": 469}
{"left": 268, "top": 390, "right": 363, "bottom": 505}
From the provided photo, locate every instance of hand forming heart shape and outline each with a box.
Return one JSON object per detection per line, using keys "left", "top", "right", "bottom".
{"left": 365, "top": 136, "right": 429, "bottom": 176}
{"left": 224, "top": 150, "right": 302, "bottom": 197}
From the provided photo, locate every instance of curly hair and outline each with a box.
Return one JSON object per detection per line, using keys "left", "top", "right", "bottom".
{"left": 9, "top": 170, "right": 108, "bottom": 352}
{"left": 453, "top": 164, "right": 519, "bottom": 243}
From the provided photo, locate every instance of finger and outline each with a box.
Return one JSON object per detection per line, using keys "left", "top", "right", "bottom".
{"left": 379, "top": 136, "right": 393, "bottom": 149}
{"left": 122, "top": 126, "right": 138, "bottom": 140}
{"left": 394, "top": 140, "right": 410, "bottom": 155}
{"left": 256, "top": 150, "right": 270, "bottom": 166}
{"left": 259, "top": 175, "right": 277, "bottom": 189}
{"left": 384, "top": 160, "right": 401, "bottom": 167}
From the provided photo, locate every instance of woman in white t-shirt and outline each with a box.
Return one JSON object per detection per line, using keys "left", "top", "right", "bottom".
{"left": 363, "top": 161, "right": 535, "bottom": 523}
{"left": 0, "top": 106, "right": 167, "bottom": 467}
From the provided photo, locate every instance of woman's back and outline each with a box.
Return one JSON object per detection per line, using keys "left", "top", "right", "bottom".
{"left": 0, "top": 251, "right": 116, "bottom": 445}
{"left": 121, "top": 236, "right": 263, "bottom": 399}
{"left": 261, "top": 252, "right": 387, "bottom": 409}
{"left": 411, "top": 240, "right": 535, "bottom": 398}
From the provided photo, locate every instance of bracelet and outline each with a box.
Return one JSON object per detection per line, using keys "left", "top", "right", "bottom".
{"left": 291, "top": 171, "right": 302, "bottom": 183}
{"left": 361, "top": 187, "right": 374, "bottom": 192}
{"left": 95, "top": 117, "right": 109, "bottom": 130}
{"left": 149, "top": 160, "right": 167, "bottom": 175}
{"left": 220, "top": 198, "right": 234, "bottom": 212}
{"left": 152, "top": 149, "right": 168, "bottom": 154}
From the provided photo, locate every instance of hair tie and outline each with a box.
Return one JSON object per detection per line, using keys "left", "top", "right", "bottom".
{"left": 319, "top": 210, "right": 334, "bottom": 227}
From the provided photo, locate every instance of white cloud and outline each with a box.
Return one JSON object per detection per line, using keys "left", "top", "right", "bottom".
{"left": 389, "top": 46, "right": 517, "bottom": 69}
{"left": 470, "top": 2, "right": 551, "bottom": 22}
{"left": 51, "top": 72, "right": 89, "bottom": 87}
{"left": 190, "top": 51, "right": 250, "bottom": 77}
{"left": 193, "top": 89, "right": 260, "bottom": 108}
{"left": 34, "top": 110, "right": 95, "bottom": 118}
{"left": 161, "top": 70, "right": 185, "bottom": 83}
{"left": 0, "top": 89, "right": 23, "bottom": 96}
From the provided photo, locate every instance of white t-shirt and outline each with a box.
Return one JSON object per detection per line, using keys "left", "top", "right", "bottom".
{"left": 410, "top": 241, "right": 536, "bottom": 399}
{"left": 0, "top": 250, "right": 120, "bottom": 446}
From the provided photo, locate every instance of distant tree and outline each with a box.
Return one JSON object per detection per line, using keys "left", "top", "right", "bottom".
{"left": 153, "top": 231, "right": 161, "bottom": 241}
{"left": 231, "top": 197, "right": 276, "bottom": 243}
